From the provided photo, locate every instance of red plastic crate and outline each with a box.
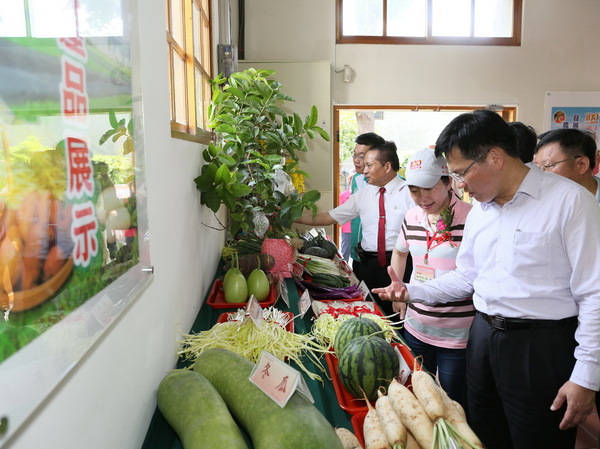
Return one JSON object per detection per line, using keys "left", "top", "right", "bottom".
{"left": 325, "top": 342, "right": 417, "bottom": 415}
{"left": 206, "top": 278, "right": 277, "bottom": 308}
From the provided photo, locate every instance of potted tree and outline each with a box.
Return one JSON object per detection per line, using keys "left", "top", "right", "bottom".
{"left": 194, "top": 68, "right": 329, "bottom": 242}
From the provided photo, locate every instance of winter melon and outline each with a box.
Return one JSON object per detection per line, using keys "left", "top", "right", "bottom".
{"left": 337, "top": 335, "right": 400, "bottom": 401}
{"left": 333, "top": 316, "right": 383, "bottom": 356}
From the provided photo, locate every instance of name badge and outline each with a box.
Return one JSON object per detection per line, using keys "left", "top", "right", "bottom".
{"left": 414, "top": 264, "right": 435, "bottom": 282}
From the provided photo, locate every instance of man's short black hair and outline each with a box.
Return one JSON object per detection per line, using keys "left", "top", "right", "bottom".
{"left": 355, "top": 132, "right": 385, "bottom": 148}
{"left": 536, "top": 128, "right": 597, "bottom": 171}
{"left": 435, "top": 109, "right": 517, "bottom": 160}
{"left": 368, "top": 140, "right": 400, "bottom": 172}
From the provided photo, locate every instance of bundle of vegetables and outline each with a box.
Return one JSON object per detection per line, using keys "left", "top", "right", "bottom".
{"left": 221, "top": 235, "right": 264, "bottom": 263}
{"left": 311, "top": 302, "right": 398, "bottom": 348}
{"left": 178, "top": 307, "right": 330, "bottom": 381}
{"left": 297, "top": 253, "right": 347, "bottom": 277}
{"left": 299, "top": 233, "right": 339, "bottom": 259}
{"left": 363, "top": 374, "right": 484, "bottom": 449}
{"left": 296, "top": 278, "right": 362, "bottom": 300}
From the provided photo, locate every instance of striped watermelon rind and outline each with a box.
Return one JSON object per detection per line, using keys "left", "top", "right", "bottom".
{"left": 337, "top": 335, "right": 400, "bottom": 401}
{"left": 333, "top": 317, "right": 383, "bottom": 356}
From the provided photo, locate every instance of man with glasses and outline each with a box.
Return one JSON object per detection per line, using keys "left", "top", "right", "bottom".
{"left": 348, "top": 132, "right": 385, "bottom": 266}
{"left": 374, "top": 109, "right": 600, "bottom": 449}
{"left": 296, "top": 141, "right": 414, "bottom": 315}
{"left": 533, "top": 128, "right": 600, "bottom": 204}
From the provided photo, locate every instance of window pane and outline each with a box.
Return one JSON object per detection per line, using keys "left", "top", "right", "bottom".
{"left": 193, "top": 1, "right": 201, "bottom": 62}
{"left": 432, "top": 0, "right": 471, "bottom": 37}
{"left": 78, "top": 0, "right": 124, "bottom": 37}
{"left": 0, "top": 2, "right": 27, "bottom": 37}
{"left": 173, "top": 53, "right": 186, "bottom": 125}
{"left": 201, "top": 15, "right": 211, "bottom": 68}
{"left": 30, "top": 0, "right": 77, "bottom": 37}
{"left": 342, "top": 0, "right": 383, "bottom": 36}
{"left": 474, "top": 0, "right": 513, "bottom": 37}
{"left": 387, "top": 0, "right": 426, "bottom": 37}
{"left": 170, "top": 0, "right": 184, "bottom": 45}
{"left": 195, "top": 68, "right": 205, "bottom": 129}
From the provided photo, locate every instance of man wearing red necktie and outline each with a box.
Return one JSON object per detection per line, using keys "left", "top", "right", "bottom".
{"left": 296, "top": 141, "right": 414, "bottom": 315}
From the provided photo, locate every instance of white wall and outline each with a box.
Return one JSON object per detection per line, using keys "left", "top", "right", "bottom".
{"left": 245, "top": 0, "right": 600, "bottom": 133}
{"left": 3, "top": 1, "right": 224, "bottom": 448}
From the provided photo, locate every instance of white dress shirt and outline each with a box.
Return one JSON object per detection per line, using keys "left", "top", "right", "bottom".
{"left": 407, "top": 167, "right": 600, "bottom": 390}
{"left": 329, "top": 176, "right": 414, "bottom": 252}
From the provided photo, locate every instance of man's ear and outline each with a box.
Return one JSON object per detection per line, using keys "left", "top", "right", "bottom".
{"left": 576, "top": 156, "right": 591, "bottom": 174}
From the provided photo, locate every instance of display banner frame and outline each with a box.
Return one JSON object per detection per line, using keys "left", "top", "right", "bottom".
{"left": 0, "top": 0, "right": 152, "bottom": 444}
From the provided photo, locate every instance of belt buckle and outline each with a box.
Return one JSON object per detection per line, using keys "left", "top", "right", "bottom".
{"left": 489, "top": 315, "right": 507, "bottom": 330}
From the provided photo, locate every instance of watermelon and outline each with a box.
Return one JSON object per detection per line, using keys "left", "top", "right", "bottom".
{"left": 333, "top": 317, "right": 383, "bottom": 356}
{"left": 337, "top": 335, "right": 400, "bottom": 401}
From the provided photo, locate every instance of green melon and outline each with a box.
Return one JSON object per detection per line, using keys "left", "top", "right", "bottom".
{"left": 333, "top": 316, "right": 383, "bottom": 356}
{"left": 337, "top": 335, "right": 400, "bottom": 401}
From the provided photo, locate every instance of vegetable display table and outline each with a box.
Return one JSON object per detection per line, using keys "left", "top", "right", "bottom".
{"left": 141, "top": 275, "right": 353, "bottom": 449}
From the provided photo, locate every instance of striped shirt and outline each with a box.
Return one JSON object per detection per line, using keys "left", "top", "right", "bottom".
{"left": 395, "top": 195, "right": 474, "bottom": 349}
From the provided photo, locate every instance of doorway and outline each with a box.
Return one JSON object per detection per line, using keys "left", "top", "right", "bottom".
{"left": 332, "top": 104, "right": 516, "bottom": 253}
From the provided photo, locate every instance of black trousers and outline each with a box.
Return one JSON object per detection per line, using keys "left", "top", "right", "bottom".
{"left": 467, "top": 312, "right": 578, "bottom": 449}
{"left": 352, "top": 250, "right": 413, "bottom": 316}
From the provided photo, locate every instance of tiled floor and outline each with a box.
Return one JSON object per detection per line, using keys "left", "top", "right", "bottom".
{"left": 576, "top": 411, "right": 600, "bottom": 449}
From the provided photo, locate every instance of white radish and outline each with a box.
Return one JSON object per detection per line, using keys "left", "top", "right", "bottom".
{"left": 364, "top": 399, "right": 392, "bottom": 449}
{"left": 405, "top": 431, "right": 422, "bottom": 449}
{"left": 387, "top": 379, "right": 434, "bottom": 449}
{"left": 410, "top": 370, "right": 446, "bottom": 421}
{"left": 375, "top": 390, "right": 407, "bottom": 448}
{"left": 336, "top": 427, "right": 363, "bottom": 449}
{"left": 439, "top": 388, "right": 484, "bottom": 448}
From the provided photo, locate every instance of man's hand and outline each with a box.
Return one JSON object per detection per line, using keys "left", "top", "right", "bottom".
{"left": 550, "top": 380, "right": 595, "bottom": 430}
{"left": 372, "top": 266, "right": 411, "bottom": 303}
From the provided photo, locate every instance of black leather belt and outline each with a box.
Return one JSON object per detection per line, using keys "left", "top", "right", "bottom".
{"left": 478, "top": 311, "right": 578, "bottom": 331}
{"left": 361, "top": 251, "right": 393, "bottom": 258}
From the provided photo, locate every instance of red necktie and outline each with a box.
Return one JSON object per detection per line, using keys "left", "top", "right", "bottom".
{"left": 378, "top": 187, "right": 386, "bottom": 267}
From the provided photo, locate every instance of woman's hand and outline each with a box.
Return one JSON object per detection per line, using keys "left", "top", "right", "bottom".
{"left": 372, "top": 266, "right": 411, "bottom": 303}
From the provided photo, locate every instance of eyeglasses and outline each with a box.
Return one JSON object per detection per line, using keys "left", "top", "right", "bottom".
{"left": 536, "top": 155, "right": 583, "bottom": 172}
{"left": 352, "top": 153, "right": 365, "bottom": 160}
{"left": 448, "top": 152, "right": 487, "bottom": 184}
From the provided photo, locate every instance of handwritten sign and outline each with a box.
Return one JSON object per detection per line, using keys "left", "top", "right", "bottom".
{"left": 249, "top": 351, "right": 314, "bottom": 408}
{"left": 297, "top": 289, "right": 312, "bottom": 318}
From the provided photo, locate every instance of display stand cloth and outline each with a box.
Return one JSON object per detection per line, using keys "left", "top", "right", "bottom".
{"left": 140, "top": 267, "right": 352, "bottom": 449}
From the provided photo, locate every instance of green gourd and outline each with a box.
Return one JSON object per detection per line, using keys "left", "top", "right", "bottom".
{"left": 246, "top": 268, "right": 270, "bottom": 302}
{"left": 157, "top": 369, "right": 249, "bottom": 449}
{"left": 193, "top": 348, "right": 344, "bottom": 449}
{"left": 224, "top": 269, "right": 248, "bottom": 303}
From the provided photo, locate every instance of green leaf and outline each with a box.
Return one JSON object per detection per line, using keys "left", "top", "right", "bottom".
{"left": 229, "top": 183, "right": 253, "bottom": 197}
{"left": 265, "top": 106, "right": 286, "bottom": 116}
{"left": 226, "top": 86, "right": 245, "bottom": 98}
{"left": 312, "top": 126, "right": 331, "bottom": 141}
{"left": 302, "top": 189, "right": 321, "bottom": 204}
{"left": 216, "top": 123, "right": 237, "bottom": 135}
{"left": 214, "top": 163, "right": 230, "bottom": 184}
{"left": 99, "top": 129, "right": 116, "bottom": 145}
{"left": 109, "top": 110, "right": 118, "bottom": 128}
{"left": 201, "top": 190, "right": 222, "bottom": 213}
{"left": 222, "top": 189, "right": 237, "bottom": 210}
{"left": 306, "top": 105, "right": 318, "bottom": 128}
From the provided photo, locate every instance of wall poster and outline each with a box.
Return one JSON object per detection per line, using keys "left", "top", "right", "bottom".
{"left": 0, "top": 0, "right": 151, "bottom": 444}
{"left": 543, "top": 91, "right": 600, "bottom": 174}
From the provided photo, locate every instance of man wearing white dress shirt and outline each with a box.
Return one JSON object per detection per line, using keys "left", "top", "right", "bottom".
{"left": 374, "top": 110, "right": 600, "bottom": 449}
{"left": 296, "top": 141, "right": 414, "bottom": 315}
